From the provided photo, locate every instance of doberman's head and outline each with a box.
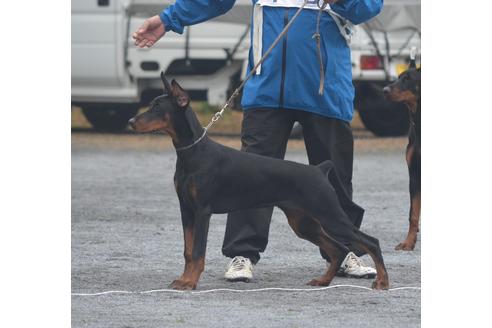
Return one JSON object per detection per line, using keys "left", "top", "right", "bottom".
{"left": 383, "top": 66, "right": 421, "bottom": 111}
{"left": 128, "top": 73, "right": 191, "bottom": 138}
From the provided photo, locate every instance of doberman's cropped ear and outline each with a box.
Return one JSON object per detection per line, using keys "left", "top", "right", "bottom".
{"left": 409, "top": 47, "right": 417, "bottom": 69}
{"left": 161, "top": 72, "right": 173, "bottom": 95}
{"left": 170, "top": 79, "right": 190, "bottom": 108}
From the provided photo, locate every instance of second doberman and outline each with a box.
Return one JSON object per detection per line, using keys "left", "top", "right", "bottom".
{"left": 384, "top": 65, "right": 421, "bottom": 251}
{"left": 129, "top": 73, "right": 390, "bottom": 290}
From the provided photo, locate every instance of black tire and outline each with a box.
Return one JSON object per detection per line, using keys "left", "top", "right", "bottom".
{"left": 81, "top": 104, "right": 139, "bottom": 132}
{"left": 355, "top": 82, "right": 410, "bottom": 137}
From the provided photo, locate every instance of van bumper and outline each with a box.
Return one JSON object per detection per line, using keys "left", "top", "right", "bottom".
{"left": 71, "top": 86, "right": 139, "bottom": 104}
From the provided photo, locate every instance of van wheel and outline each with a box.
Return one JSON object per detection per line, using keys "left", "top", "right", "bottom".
{"left": 355, "top": 82, "right": 410, "bottom": 137}
{"left": 82, "top": 104, "right": 139, "bottom": 132}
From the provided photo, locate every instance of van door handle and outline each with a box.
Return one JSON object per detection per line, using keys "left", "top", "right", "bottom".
{"left": 98, "top": 0, "right": 109, "bottom": 6}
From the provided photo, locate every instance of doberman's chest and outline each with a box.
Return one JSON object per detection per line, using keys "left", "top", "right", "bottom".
{"left": 174, "top": 165, "right": 215, "bottom": 205}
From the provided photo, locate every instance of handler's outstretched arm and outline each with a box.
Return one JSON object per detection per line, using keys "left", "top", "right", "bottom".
{"left": 133, "top": 15, "right": 166, "bottom": 48}
{"left": 133, "top": 0, "right": 236, "bottom": 48}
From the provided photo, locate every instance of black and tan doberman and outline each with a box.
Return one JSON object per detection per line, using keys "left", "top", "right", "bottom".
{"left": 128, "top": 73, "right": 389, "bottom": 290}
{"left": 384, "top": 64, "right": 421, "bottom": 251}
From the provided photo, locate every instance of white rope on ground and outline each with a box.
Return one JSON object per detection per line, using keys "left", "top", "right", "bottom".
{"left": 72, "top": 284, "right": 421, "bottom": 296}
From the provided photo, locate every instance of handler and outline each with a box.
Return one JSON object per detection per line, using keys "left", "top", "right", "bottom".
{"left": 133, "top": 0, "right": 383, "bottom": 282}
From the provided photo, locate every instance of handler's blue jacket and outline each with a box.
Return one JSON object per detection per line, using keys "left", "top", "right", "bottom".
{"left": 160, "top": 0, "right": 383, "bottom": 122}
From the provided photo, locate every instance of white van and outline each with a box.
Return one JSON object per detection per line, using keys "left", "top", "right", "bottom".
{"left": 72, "top": 0, "right": 250, "bottom": 130}
{"left": 72, "top": 0, "right": 420, "bottom": 134}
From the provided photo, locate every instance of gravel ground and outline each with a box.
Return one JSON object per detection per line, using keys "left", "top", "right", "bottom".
{"left": 72, "top": 133, "right": 420, "bottom": 328}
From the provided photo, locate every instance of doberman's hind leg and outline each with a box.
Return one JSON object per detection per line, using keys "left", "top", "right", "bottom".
{"left": 349, "top": 230, "right": 390, "bottom": 290}
{"left": 282, "top": 208, "right": 349, "bottom": 287}
{"left": 308, "top": 182, "right": 389, "bottom": 289}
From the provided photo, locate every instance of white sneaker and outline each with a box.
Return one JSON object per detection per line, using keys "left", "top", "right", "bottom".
{"left": 224, "top": 256, "right": 253, "bottom": 282}
{"left": 336, "top": 252, "right": 377, "bottom": 279}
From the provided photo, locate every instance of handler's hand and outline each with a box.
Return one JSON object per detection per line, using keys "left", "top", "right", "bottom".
{"left": 132, "top": 15, "right": 166, "bottom": 48}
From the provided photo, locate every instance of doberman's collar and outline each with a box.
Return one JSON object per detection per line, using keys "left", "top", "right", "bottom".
{"left": 175, "top": 129, "right": 207, "bottom": 152}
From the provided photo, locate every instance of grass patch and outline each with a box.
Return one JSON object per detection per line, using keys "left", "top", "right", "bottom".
{"left": 71, "top": 103, "right": 243, "bottom": 135}
{"left": 72, "top": 102, "right": 364, "bottom": 136}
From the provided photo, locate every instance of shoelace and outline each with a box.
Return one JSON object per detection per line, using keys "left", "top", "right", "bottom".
{"left": 345, "top": 253, "right": 365, "bottom": 268}
{"left": 230, "top": 258, "right": 248, "bottom": 271}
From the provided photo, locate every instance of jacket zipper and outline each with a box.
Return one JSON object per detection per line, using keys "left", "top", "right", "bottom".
{"left": 279, "top": 9, "right": 289, "bottom": 108}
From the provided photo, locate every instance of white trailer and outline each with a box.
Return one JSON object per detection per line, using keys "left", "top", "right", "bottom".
{"left": 72, "top": 0, "right": 420, "bottom": 134}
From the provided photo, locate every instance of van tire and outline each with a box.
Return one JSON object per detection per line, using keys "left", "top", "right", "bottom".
{"left": 82, "top": 104, "right": 139, "bottom": 131}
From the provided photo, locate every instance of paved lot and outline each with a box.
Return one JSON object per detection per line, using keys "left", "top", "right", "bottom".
{"left": 72, "top": 133, "right": 420, "bottom": 328}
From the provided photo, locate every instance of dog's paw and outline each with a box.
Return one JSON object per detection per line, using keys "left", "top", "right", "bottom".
{"left": 169, "top": 279, "right": 196, "bottom": 290}
{"left": 395, "top": 241, "right": 416, "bottom": 251}
{"left": 307, "top": 278, "right": 331, "bottom": 287}
{"left": 371, "top": 279, "right": 389, "bottom": 290}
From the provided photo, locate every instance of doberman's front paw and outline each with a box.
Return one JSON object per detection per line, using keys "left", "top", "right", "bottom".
{"left": 371, "top": 279, "right": 389, "bottom": 290}
{"left": 169, "top": 279, "right": 197, "bottom": 290}
{"left": 307, "top": 278, "right": 331, "bottom": 287}
{"left": 395, "top": 240, "right": 416, "bottom": 251}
